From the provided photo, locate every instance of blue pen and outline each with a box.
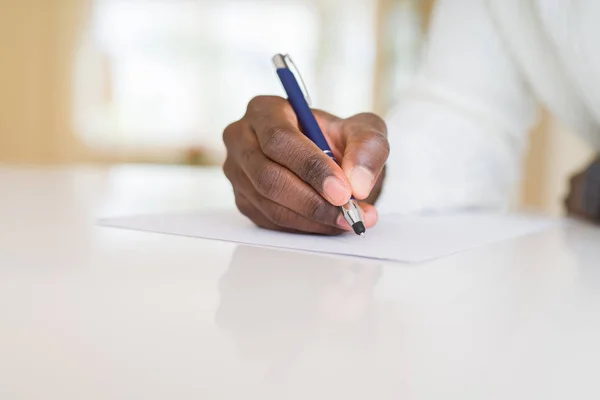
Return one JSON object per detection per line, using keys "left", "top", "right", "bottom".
{"left": 272, "top": 54, "right": 366, "bottom": 237}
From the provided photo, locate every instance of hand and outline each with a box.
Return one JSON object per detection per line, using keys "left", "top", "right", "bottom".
{"left": 565, "top": 157, "right": 600, "bottom": 224}
{"left": 223, "top": 96, "right": 389, "bottom": 234}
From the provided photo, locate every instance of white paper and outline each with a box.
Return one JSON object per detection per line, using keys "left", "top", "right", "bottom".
{"left": 98, "top": 210, "right": 559, "bottom": 263}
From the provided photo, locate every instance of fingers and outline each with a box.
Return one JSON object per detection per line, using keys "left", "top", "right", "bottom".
{"left": 246, "top": 96, "right": 352, "bottom": 206}
{"left": 338, "top": 113, "right": 390, "bottom": 200}
{"left": 225, "top": 163, "right": 342, "bottom": 234}
{"left": 235, "top": 190, "right": 345, "bottom": 235}
{"left": 223, "top": 114, "right": 376, "bottom": 235}
{"left": 233, "top": 191, "right": 281, "bottom": 232}
{"left": 228, "top": 168, "right": 378, "bottom": 235}
{"left": 226, "top": 120, "right": 342, "bottom": 228}
{"left": 223, "top": 95, "right": 384, "bottom": 235}
{"left": 335, "top": 202, "right": 379, "bottom": 230}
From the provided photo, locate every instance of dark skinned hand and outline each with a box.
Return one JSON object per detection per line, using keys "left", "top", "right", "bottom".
{"left": 223, "top": 96, "right": 389, "bottom": 235}
{"left": 565, "top": 156, "right": 600, "bottom": 224}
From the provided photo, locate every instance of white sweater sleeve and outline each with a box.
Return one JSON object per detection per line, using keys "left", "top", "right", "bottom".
{"left": 378, "top": 0, "right": 538, "bottom": 214}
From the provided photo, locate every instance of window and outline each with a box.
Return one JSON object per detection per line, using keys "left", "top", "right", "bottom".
{"left": 73, "top": 0, "right": 424, "bottom": 159}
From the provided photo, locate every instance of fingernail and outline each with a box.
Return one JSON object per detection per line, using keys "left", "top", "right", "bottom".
{"left": 349, "top": 166, "right": 375, "bottom": 199}
{"left": 323, "top": 176, "right": 352, "bottom": 205}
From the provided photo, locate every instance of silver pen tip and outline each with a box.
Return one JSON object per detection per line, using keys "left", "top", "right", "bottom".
{"left": 360, "top": 232, "right": 365, "bottom": 238}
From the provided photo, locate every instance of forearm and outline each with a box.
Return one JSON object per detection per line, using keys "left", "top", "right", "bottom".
{"left": 376, "top": 0, "right": 536, "bottom": 214}
{"left": 565, "top": 155, "right": 600, "bottom": 223}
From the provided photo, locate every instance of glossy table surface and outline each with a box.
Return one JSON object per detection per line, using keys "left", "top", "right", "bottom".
{"left": 1, "top": 165, "right": 600, "bottom": 400}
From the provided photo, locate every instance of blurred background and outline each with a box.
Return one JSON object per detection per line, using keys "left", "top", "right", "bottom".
{"left": 0, "top": 0, "right": 595, "bottom": 215}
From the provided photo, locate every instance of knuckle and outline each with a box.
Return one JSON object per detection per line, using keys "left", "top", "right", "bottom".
{"left": 240, "top": 145, "right": 257, "bottom": 163}
{"left": 356, "top": 112, "right": 387, "bottom": 135}
{"left": 302, "top": 195, "right": 337, "bottom": 222}
{"left": 262, "top": 126, "right": 291, "bottom": 156}
{"left": 222, "top": 121, "right": 240, "bottom": 147}
{"left": 302, "top": 197, "right": 324, "bottom": 221}
{"left": 223, "top": 160, "right": 243, "bottom": 185}
{"left": 223, "top": 121, "right": 258, "bottom": 163}
{"left": 246, "top": 95, "right": 283, "bottom": 115}
{"left": 222, "top": 159, "right": 232, "bottom": 181}
{"left": 375, "top": 132, "right": 391, "bottom": 157}
{"left": 269, "top": 204, "right": 288, "bottom": 226}
{"left": 358, "top": 130, "right": 390, "bottom": 165}
{"left": 235, "top": 195, "right": 252, "bottom": 216}
{"left": 255, "top": 164, "right": 284, "bottom": 198}
{"left": 299, "top": 153, "right": 331, "bottom": 187}
{"left": 246, "top": 96, "right": 267, "bottom": 114}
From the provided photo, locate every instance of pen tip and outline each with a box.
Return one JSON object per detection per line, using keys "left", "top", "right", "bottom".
{"left": 360, "top": 232, "right": 365, "bottom": 238}
{"left": 351, "top": 221, "right": 366, "bottom": 237}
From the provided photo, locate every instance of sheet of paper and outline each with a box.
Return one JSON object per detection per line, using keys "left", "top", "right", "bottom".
{"left": 99, "top": 210, "right": 559, "bottom": 263}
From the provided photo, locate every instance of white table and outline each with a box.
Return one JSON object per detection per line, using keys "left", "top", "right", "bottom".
{"left": 1, "top": 165, "right": 600, "bottom": 400}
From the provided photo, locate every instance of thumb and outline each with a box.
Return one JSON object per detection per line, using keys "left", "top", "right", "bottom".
{"left": 338, "top": 113, "right": 389, "bottom": 200}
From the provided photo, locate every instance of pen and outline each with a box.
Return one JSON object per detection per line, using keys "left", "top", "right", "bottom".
{"left": 272, "top": 54, "right": 366, "bottom": 237}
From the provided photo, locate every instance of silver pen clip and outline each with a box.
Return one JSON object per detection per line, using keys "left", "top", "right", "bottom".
{"left": 272, "top": 54, "right": 313, "bottom": 106}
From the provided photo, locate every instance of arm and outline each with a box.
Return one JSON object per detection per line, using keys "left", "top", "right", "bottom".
{"left": 565, "top": 155, "right": 600, "bottom": 223}
{"left": 379, "top": 0, "right": 538, "bottom": 214}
